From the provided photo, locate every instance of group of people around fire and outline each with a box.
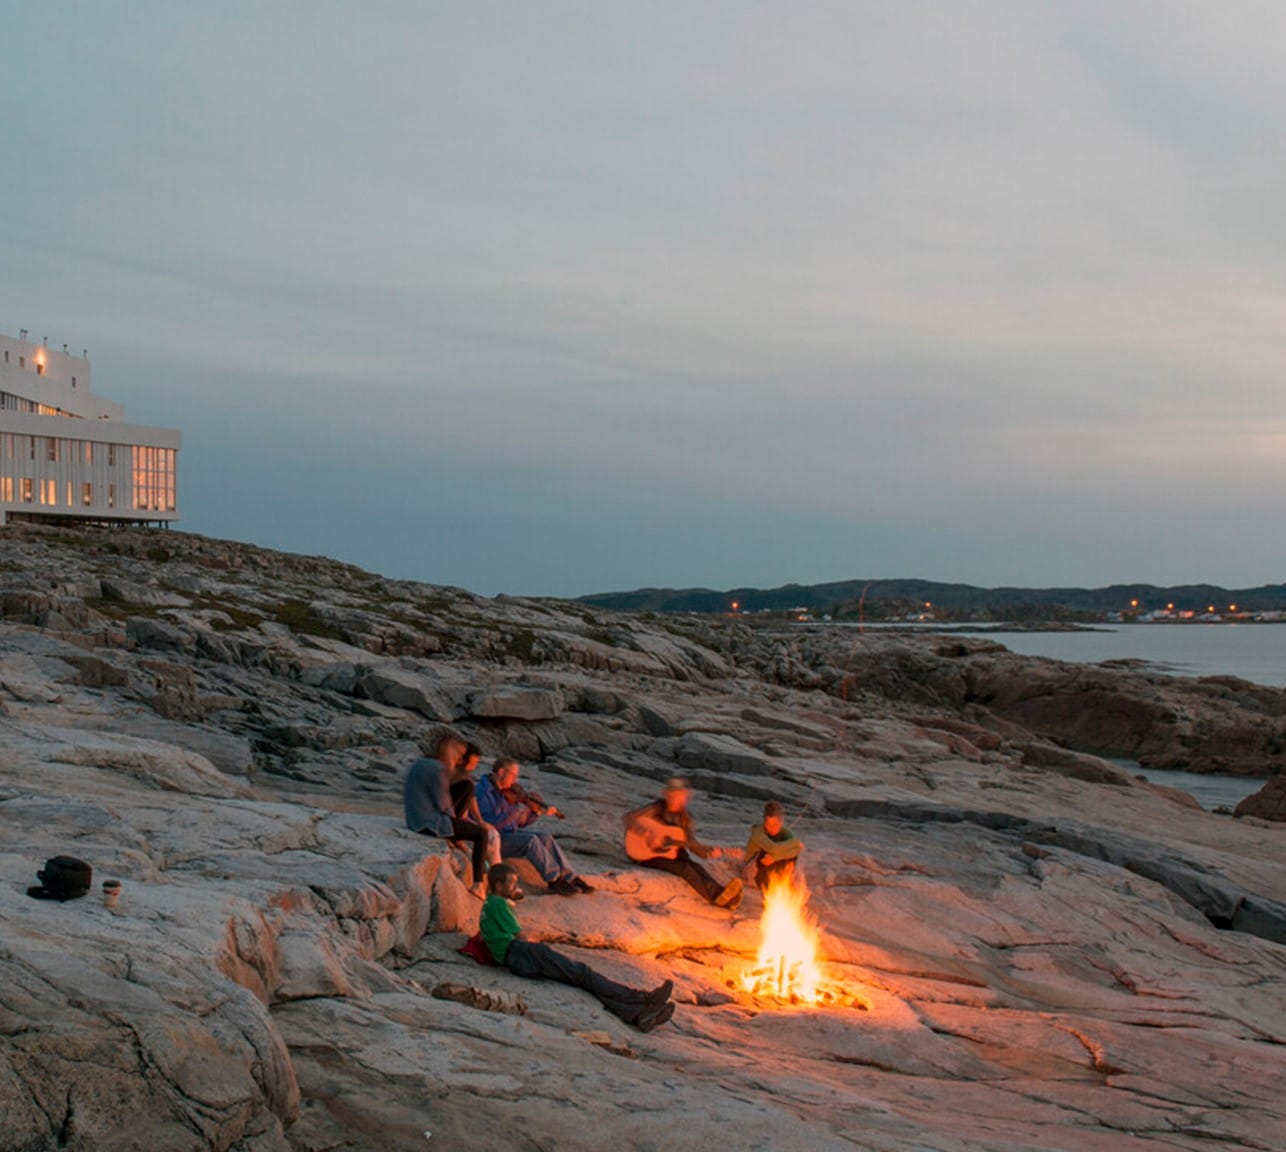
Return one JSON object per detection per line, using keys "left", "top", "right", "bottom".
{"left": 403, "top": 731, "right": 806, "bottom": 1032}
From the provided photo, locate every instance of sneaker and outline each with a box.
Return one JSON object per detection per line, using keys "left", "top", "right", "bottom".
{"left": 633, "top": 1001, "right": 675, "bottom": 1033}
{"left": 548, "top": 877, "right": 578, "bottom": 896}
{"left": 571, "top": 876, "right": 594, "bottom": 893}
{"left": 714, "top": 878, "right": 743, "bottom": 908}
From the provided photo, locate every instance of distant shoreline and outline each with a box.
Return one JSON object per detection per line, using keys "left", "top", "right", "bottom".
{"left": 799, "top": 619, "right": 1286, "bottom": 635}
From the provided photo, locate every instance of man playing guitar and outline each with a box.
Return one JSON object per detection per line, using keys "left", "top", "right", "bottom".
{"left": 623, "top": 778, "right": 743, "bottom": 909}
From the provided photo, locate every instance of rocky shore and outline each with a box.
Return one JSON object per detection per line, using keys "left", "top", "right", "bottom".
{"left": 1, "top": 524, "right": 1282, "bottom": 1151}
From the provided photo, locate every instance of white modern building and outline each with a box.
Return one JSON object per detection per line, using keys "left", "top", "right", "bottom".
{"left": 0, "top": 329, "right": 179, "bottom": 526}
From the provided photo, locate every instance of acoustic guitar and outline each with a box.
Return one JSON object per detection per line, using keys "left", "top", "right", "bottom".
{"left": 624, "top": 813, "right": 688, "bottom": 862}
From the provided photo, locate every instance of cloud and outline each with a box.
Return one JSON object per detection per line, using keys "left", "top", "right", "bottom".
{"left": 3, "top": 3, "right": 1284, "bottom": 594}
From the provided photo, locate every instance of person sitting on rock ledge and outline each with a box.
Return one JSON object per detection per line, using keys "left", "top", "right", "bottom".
{"left": 744, "top": 801, "right": 804, "bottom": 893}
{"left": 449, "top": 741, "right": 502, "bottom": 874}
{"left": 623, "top": 777, "right": 743, "bottom": 910}
{"left": 480, "top": 863, "right": 675, "bottom": 1032}
{"left": 403, "top": 733, "right": 495, "bottom": 899}
{"left": 476, "top": 757, "right": 591, "bottom": 895}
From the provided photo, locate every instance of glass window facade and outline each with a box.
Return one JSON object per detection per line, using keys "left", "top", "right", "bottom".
{"left": 0, "top": 416, "right": 177, "bottom": 519}
{"left": 0, "top": 390, "right": 77, "bottom": 417}
{"left": 131, "top": 446, "right": 176, "bottom": 512}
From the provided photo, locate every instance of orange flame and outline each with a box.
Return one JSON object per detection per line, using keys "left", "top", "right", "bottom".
{"left": 741, "top": 875, "right": 823, "bottom": 1003}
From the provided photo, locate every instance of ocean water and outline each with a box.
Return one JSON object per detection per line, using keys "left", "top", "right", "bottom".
{"left": 829, "top": 620, "right": 1279, "bottom": 808}
{"left": 1121, "top": 766, "right": 1264, "bottom": 811}
{"left": 967, "top": 624, "right": 1280, "bottom": 811}
{"left": 959, "top": 623, "right": 1286, "bottom": 688}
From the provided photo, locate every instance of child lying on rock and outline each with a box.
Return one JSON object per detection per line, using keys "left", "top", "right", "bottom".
{"left": 479, "top": 863, "right": 675, "bottom": 1032}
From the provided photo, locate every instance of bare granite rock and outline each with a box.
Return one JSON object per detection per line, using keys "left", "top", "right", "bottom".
{"left": 1235, "top": 773, "right": 1286, "bottom": 822}
{"left": 0, "top": 523, "right": 1281, "bottom": 1151}
{"left": 468, "top": 685, "right": 564, "bottom": 720}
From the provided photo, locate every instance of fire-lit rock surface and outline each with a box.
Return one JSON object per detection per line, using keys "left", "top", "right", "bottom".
{"left": 0, "top": 524, "right": 1282, "bottom": 1151}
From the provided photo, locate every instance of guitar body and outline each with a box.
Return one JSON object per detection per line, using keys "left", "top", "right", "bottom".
{"left": 624, "top": 814, "right": 687, "bottom": 862}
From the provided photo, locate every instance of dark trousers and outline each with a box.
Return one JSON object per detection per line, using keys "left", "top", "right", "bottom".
{"left": 639, "top": 849, "right": 723, "bottom": 903}
{"left": 754, "top": 856, "right": 796, "bottom": 893}
{"left": 449, "top": 778, "right": 475, "bottom": 817}
{"left": 449, "top": 817, "right": 489, "bottom": 883}
{"left": 506, "top": 939, "right": 652, "bottom": 1019}
{"left": 447, "top": 779, "right": 487, "bottom": 881}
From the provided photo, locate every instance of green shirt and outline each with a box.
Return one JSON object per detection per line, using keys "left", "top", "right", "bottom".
{"left": 745, "top": 823, "right": 803, "bottom": 865}
{"left": 480, "top": 894, "right": 522, "bottom": 965}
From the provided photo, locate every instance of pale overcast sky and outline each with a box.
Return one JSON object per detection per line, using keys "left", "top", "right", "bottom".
{"left": 3, "top": 3, "right": 1284, "bottom": 595}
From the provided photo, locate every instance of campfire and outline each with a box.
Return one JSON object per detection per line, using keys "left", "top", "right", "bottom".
{"left": 739, "top": 876, "right": 863, "bottom": 1008}
{"left": 741, "top": 875, "right": 824, "bottom": 1003}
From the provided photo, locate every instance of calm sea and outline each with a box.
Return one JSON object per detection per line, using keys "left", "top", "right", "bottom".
{"left": 825, "top": 621, "right": 1279, "bottom": 805}
{"left": 960, "top": 623, "right": 1281, "bottom": 809}
{"left": 958, "top": 623, "right": 1285, "bottom": 688}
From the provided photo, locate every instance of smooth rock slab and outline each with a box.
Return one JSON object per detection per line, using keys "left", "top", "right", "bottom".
{"left": 352, "top": 665, "right": 466, "bottom": 721}
{"left": 675, "top": 730, "right": 779, "bottom": 777}
{"left": 469, "top": 686, "right": 564, "bottom": 720}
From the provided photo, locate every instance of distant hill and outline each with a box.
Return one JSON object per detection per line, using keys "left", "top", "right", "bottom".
{"left": 578, "top": 578, "right": 1286, "bottom": 616}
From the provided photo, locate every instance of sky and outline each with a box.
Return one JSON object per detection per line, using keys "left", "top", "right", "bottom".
{"left": 3, "top": 2, "right": 1285, "bottom": 597}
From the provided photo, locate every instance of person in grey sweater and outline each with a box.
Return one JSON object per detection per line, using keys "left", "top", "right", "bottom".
{"left": 404, "top": 733, "right": 493, "bottom": 897}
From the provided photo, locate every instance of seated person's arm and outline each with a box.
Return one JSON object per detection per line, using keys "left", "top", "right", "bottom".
{"left": 686, "top": 829, "right": 719, "bottom": 859}
{"left": 477, "top": 780, "right": 526, "bottom": 832}
{"left": 768, "top": 829, "right": 804, "bottom": 861}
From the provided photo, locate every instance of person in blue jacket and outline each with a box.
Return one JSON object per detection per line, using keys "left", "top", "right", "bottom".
{"left": 476, "top": 757, "right": 591, "bottom": 895}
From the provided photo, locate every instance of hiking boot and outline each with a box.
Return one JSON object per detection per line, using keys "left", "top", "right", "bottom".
{"left": 633, "top": 1001, "right": 675, "bottom": 1033}
{"left": 714, "top": 877, "right": 743, "bottom": 908}
{"left": 645, "top": 979, "right": 674, "bottom": 1005}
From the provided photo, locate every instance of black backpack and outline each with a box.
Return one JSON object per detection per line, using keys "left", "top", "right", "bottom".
{"left": 28, "top": 856, "right": 93, "bottom": 901}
